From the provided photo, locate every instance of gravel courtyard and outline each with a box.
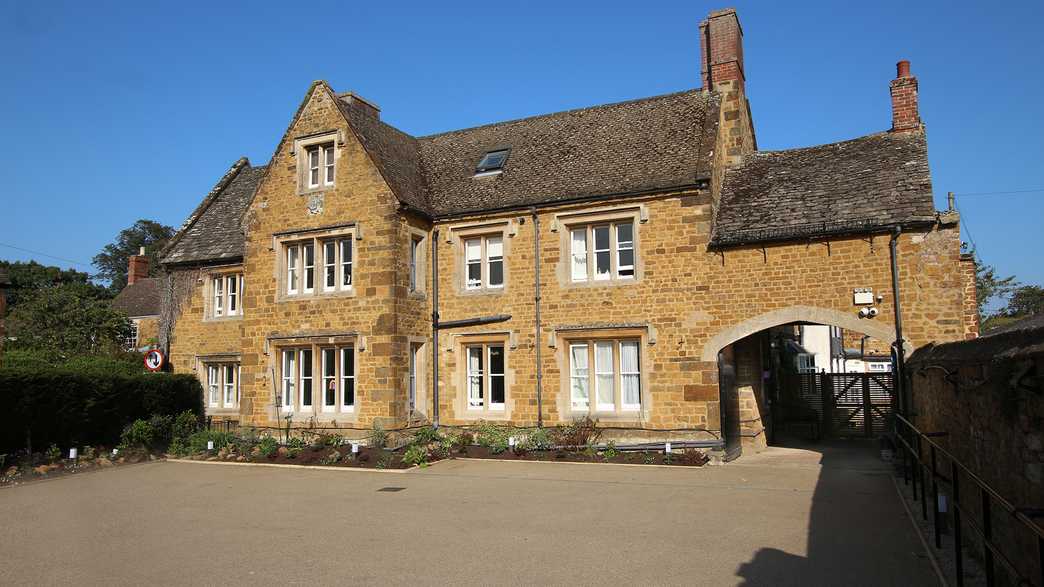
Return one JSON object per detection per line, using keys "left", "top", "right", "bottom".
{"left": 0, "top": 441, "right": 937, "bottom": 586}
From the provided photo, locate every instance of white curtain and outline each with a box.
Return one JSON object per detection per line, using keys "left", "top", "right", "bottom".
{"left": 595, "top": 341, "right": 614, "bottom": 408}
{"left": 570, "top": 344, "right": 589, "bottom": 408}
{"left": 570, "top": 229, "right": 587, "bottom": 281}
{"left": 620, "top": 341, "right": 640, "bottom": 407}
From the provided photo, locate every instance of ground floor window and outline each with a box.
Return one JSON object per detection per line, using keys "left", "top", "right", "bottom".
{"left": 569, "top": 339, "right": 640, "bottom": 413}
{"left": 206, "top": 363, "right": 239, "bottom": 410}
{"left": 465, "top": 342, "right": 505, "bottom": 412}
{"left": 280, "top": 346, "right": 355, "bottom": 415}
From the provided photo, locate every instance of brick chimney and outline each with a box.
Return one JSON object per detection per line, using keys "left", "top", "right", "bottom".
{"left": 699, "top": 8, "right": 745, "bottom": 93}
{"left": 890, "top": 60, "right": 922, "bottom": 133}
{"left": 128, "top": 246, "right": 149, "bottom": 286}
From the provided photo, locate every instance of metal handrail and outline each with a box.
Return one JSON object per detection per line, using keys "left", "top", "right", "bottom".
{"left": 894, "top": 413, "right": 1044, "bottom": 587}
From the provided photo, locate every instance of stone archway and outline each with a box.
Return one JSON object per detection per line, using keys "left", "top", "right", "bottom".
{"left": 699, "top": 305, "right": 899, "bottom": 362}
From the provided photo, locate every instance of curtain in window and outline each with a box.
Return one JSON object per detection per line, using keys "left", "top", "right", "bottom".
{"left": 595, "top": 342, "right": 614, "bottom": 408}
{"left": 465, "top": 239, "right": 482, "bottom": 288}
{"left": 570, "top": 229, "right": 587, "bottom": 281}
{"left": 570, "top": 344, "right": 589, "bottom": 408}
{"left": 467, "top": 346, "right": 484, "bottom": 407}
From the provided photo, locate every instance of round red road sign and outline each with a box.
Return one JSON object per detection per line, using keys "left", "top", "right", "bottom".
{"left": 144, "top": 349, "right": 165, "bottom": 372}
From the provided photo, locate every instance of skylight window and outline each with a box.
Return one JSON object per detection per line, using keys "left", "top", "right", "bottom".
{"left": 476, "top": 149, "right": 510, "bottom": 174}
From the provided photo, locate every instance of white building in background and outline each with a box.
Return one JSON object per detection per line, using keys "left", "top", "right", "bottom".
{"left": 794, "top": 325, "right": 892, "bottom": 374}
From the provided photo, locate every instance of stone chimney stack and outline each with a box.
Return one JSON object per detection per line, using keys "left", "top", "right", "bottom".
{"left": 128, "top": 246, "right": 149, "bottom": 286}
{"left": 890, "top": 60, "right": 922, "bottom": 133}
{"left": 699, "top": 8, "right": 745, "bottom": 93}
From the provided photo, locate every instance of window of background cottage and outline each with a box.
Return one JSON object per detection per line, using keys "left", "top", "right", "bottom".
{"left": 569, "top": 339, "right": 640, "bottom": 413}
{"left": 466, "top": 343, "right": 505, "bottom": 411}
{"left": 206, "top": 363, "right": 239, "bottom": 410}
{"left": 284, "top": 235, "right": 352, "bottom": 297}
{"left": 569, "top": 221, "right": 636, "bottom": 282}
{"left": 280, "top": 346, "right": 355, "bottom": 415}
{"left": 464, "top": 235, "right": 503, "bottom": 291}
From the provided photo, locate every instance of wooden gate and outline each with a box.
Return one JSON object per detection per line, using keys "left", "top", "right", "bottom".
{"left": 780, "top": 372, "right": 895, "bottom": 438}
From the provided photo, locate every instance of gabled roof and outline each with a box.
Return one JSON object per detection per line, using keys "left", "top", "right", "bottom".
{"left": 710, "top": 131, "right": 936, "bottom": 247}
{"left": 160, "top": 159, "right": 266, "bottom": 266}
{"left": 112, "top": 277, "right": 162, "bottom": 317}
{"left": 415, "top": 89, "right": 719, "bottom": 217}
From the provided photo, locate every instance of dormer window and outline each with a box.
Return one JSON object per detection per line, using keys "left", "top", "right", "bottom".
{"left": 475, "top": 148, "right": 510, "bottom": 175}
{"left": 307, "top": 143, "right": 335, "bottom": 189}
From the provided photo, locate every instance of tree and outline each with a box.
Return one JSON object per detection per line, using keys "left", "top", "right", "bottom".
{"left": 5, "top": 283, "right": 131, "bottom": 355}
{"left": 92, "top": 219, "right": 175, "bottom": 291}
{"left": 1004, "top": 285, "right": 1044, "bottom": 317}
{"left": 973, "top": 254, "right": 1018, "bottom": 316}
{"left": 0, "top": 260, "right": 109, "bottom": 311}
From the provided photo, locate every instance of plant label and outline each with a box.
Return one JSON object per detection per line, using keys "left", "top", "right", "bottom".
{"left": 351, "top": 443, "right": 359, "bottom": 454}
{"left": 207, "top": 440, "right": 215, "bottom": 451}
{"left": 69, "top": 448, "right": 78, "bottom": 460}
{"left": 665, "top": 442, "right": 672, "bottom": 454}
{"left": 509, "top": 436, "right": 516, "bottom": 447}
{"left": 112, "top": 448, "right": 119, "bottom": 456}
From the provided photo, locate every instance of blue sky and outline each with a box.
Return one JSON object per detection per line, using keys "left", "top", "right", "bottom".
{"left": 1, "top": 0, "right": 1041, "bottom": 294}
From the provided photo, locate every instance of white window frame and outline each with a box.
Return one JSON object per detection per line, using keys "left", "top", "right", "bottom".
{"left": 409, "top": 236, "right": 423, "bottom": 293}
{"left": 306, "top": 143, "right": 335, "bottom": 189}
{"left": 213, "top": 277, "right": 224, "bottom": 317}
{"left": 321, "top": 348, "right": 337, "bottom": 413}
{"left": 567, "top": 221, "right": 637, "bottom": 283}
{"left": 323, "top": 144, "right": 335, "bottom": 186}
{"left": 341, "top": 347, "right": 356, "bottom": 412}
{"left": 280, "top": 345, "right": 356, "bottom": 415}
{"left": 463, "top": 235, "right": 504, "bottom": 291}
{"left": 302, "top": 243, "right": 315, "bottom": 294}
{"left": 282, "top": 234, "right": 353, "bottom": 298}
{"left": 281, "top": 350, "right": 295, "bottom": 413}
{"left": 206, "top": 363, "right": 239, "bottom": 410}
{"left": 299, "top": 348, "right": 313, "bottom": 412}
{"left": 408, "top": 343, "right": 420, "bottom": 412}
{"left": 464, "top": 342, "right": 506, "bottom": 412}
{"left": 207, "top": 365, "right": 220, "bottom": 408}
{"left": 287, "top": 246, "right": 300, "bottom": 295}
{"left": 569, "top": 339, "right": 642, "bottom": 414}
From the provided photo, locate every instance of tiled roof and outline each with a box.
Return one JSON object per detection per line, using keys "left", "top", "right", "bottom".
{"left": 111, "top": 277, "right": 162, "bottom": 317}
{"left": 710, "top": 131, "right": 936, "bottom": 247}
{"left": 160, "top": 159, "right": 266, "bottom": 265}
{"left": 415, "top": 90, "right": 719, "bottom": 217}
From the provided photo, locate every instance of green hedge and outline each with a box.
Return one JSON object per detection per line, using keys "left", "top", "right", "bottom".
{"left": 0, "top": 368, "right": 203, "bottom": 454}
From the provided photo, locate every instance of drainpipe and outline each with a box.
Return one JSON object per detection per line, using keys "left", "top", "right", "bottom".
{"left": 889, "top": 227, "right": 907, "bottom": 415}
{"left": 431, "top": 228, "right": 440, "bottom": 429}
{"left": 531, "top": 207, "right": 544, "bottom": 428}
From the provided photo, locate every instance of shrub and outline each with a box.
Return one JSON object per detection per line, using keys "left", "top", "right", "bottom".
{"left": 369, "top": 421, "right": 388, "bottom": 448}
{"left": 0, "top": 369, "right": 203, "bottom": 454}
{"left": 147, "top": 414, "right": 173, "bottom": 447}
{"left": 168, "top": 437, "right": 188, "bottom": 456}
{"left": 553, "top": 417, "right": 601, "bottom": 451}
{"left": 682, "top": 448, "right": 709, "bottom": 466}
{"left": 45, "top": 443, "right": 61, "bottom": 463}
{"left": 257, "top": 436, "right": 278, "bottom": 457}
{"left": 413, "top": 425, "right": 442, "bottom": 446}
{"left": 120, "top": 419, "right": 155, "bottom": 449}
{"left": 187, "top": 430, "right": 235, "bottom": 454}
{"left": 475, "top": 423, "right": 511, "bottom": 452}
{"left": 526, "top": 428, "right": 554, "bottom": 450}
{"left": 454, "top": 431, "right": 473, "bottom": 454}
{"left": 287, "top": 436, "right": 306, "bottom": 450}
{"left": 171, "top": 410, "right": 200, "bottom": 440}
{"left": 402, "top": 444, "right": 428, "bottom": 467}
{"left": 602, "top": 440, "right": 620, "bottom": 460}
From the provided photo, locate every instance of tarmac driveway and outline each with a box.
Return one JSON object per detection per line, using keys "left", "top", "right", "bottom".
{"left": 0, "top": 441, "right": 937, "bottom": 586}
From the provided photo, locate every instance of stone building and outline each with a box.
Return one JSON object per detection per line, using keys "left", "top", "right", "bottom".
{"left": 111, "top": 248, "right": 161, "bottom": 350}
{"left": 157, "top": 8, "right": 975, "bottom": 458}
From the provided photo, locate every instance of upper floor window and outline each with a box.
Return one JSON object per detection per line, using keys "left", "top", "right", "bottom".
{"left": 475, "top": 148, "right": 510, "bottom": 175}
{"left": 409, "top": 235, "right": 423, "bottom": 293}
{"left": 568, "top": 339, "right": 640, "bottom": 414}
{"left": 570, "top": 222, "right": 635, "bottom": 282}
{"left": 210, "top": 274, "right": 243, "bottom": 318}
{"left": 282, "top": 232, "right": 353, "bottom": 298}
{"left": 464, "top": 235, "right": 504, "bottom": 291}
{"left": 306, "top": 143, "right": 335, "bottom": 189}
{"left": 206, "top": 363, "right": 239, "bottom": 411}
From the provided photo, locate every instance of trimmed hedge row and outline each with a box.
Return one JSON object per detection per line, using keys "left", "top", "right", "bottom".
{"left": 0, "top": 368, "right": 203, "bottom": 454}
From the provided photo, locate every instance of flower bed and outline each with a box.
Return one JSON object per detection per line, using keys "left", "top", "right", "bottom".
{"left": 456, "top": 444, "right": 709, "bottom": 466}
{"left": 179, "top": 442, "right": 437, "bottom": 470}
{"left": 1, "top": 445, "right": 162, "bottom": 487}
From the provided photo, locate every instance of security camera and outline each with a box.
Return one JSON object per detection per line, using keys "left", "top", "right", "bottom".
{"left": 868, "top": 307, "right": 879, "bottom": 318}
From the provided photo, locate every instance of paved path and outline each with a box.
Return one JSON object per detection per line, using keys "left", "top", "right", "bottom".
{"left": 0, "top": 441, "right": 936, "bottom": 586}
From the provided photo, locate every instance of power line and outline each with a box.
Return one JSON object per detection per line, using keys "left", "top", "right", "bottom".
{"left": 954, "top": 188, "right": 1044, "bottom": 197}
{"left": 0, "top": 242, "right": 94, "bottom": 268}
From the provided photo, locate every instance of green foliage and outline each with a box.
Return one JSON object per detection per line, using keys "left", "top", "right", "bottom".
{"left": 186, "top": 430, "right": 236, "bottom": 454}
{"left": 402, "top": 444, "right": 428, "bottom": 467}
{"left": 318, "top": 451, "right": 342, "bottom": 466}
{"left": 257, "top": 436, "right": 279, "bottom": 457}
{"left": 6, "top": 283, "right": 131, "bottom": 355}
{"left": 374, "top": 452, "right": 392, "bottom": 469}
{"left": 1004, "top": 285, "right": 1044, "bottom": 317}
{"left": 602, "top": 440, "right": 620, "bottom": 460}
{"left": 642, "top": 451, "right": 655, "bottom": 465}
{"left": 287, "top": 436, "right": 306, "bottom": 450}
{"left": 526, "top": 428, "right": 554, "bottom": 450}
{"left": 171, "top": 410, "right": 200, "bottom": 440}
{"left": 413, "top": 425, "right": 442, "bottom": 445}
{"left": 147, "top": 414, "right": 173, "bottom": 447}
{"left": 475, "top": 423, "right": 511, "bottom": 452}
{"left": 120, "top": 419, "right": 155, "bottom": 448}
{"left": 0, "top": 349, "right": 146, "bottom": 375}
{"left": 81, "top": 446, "right": 96, "bottom": 460}
{"left": 46, "top": 444, "right": 61, "bottom": 463}
{"left": 168, "top": 437, "right": 188, "bottom": 456}
{"left": 369, "top": 421, "right": 388, "bottom": 448}
{"left": 0, "top": 369, "right": 203, "bottom": 454}
{"left": 286, "top": 447, "right": 302, "bottom": 459}
{"left": 454, "top": 431, "right": 473, "bottom": 454}
{"left": 973, "top": 253, "right": 1018, "bottom": 317}
{"left": 92, "top": 219, "right": 175, "bottom": 292}
{"left": 0, "top": 260, "right": 106, "bottom": 310}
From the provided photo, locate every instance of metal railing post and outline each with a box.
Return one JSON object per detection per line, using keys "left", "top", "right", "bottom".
{"left": 952, "top": 461, "right": 964, "bottom": 587}
{"left": 918, "top": 434, "right": 928, "bottom": 520}
{"left": 931, "top": 445, "right": 941, "bottom": 548}
{"left": 911, "top": 431, "right": 919, "bottom": 503}
{"left": 981, "top": 489, "right": 994, "bottom": 587}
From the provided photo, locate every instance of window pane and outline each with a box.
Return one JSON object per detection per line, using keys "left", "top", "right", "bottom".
{"left": 616, "top": 223, "right": 633, "bottom": 246}
{"left": 341, "top": 240, "right": 353, "bottom": 287}
{"left": 621, "top": 341, "right": 641, "bottom": 408}
{"left": 208, "top": 366, "right": 219, "bottom": 406}
{"left": 467, "top": 346, "right": 483, "bottom": 407}
{"left": 594, "top": 225, "right": 610, "bottom": 250}
{"left": 341, "top": 348, "right": 355, "bottom": 408}
{"left": 287, "top": 247, "right": 298, "bottom": 293}
{"left": 324, "top": 146, "right": 334, "bottom": 184}
{"left": 300, "top": 349, "right": 313, "bottom": 407}
{"left": 570, "top": 229, "right": 588, "bottom": 281}
{"left": 486, "top": 236, "right": 503, "bottom": 287}
{"left": 224, "top": 365, "right": 235, "bottom": 406}
{"left": 309, "top": 149, "right": 319, "bottom": 168}
{"left": 466, "top": 239, "right": 481, "bottom": 289}
{"left": 595, "top": 341, "right": 614, "bottom": 408}
{"left": 409, "top": 238, "right": 419, "bottom": 291}
{"left": 617, "top": 249, "right": 635, "bottom": 277}
{"left": 487, "top": 260, "right": 503, "bottom": 287}
{"left": 616, "top": 223, "right": 635, "bottom": 278}
{"left": 303, "top": 244, "right": 315, "bottom": 291}
{"left": 324, "top": 242, "right": 336, "bottom": 289}
{"left": 323, "top": 348, "right": 336, "bottom": 408}
{"left": 282, "top": 351, "right": 295, "bottom": 409}
{"left": 227, "top": 275, "right": 238, "bottom": 313}
{"left": 213, "top": 278, "right": 223, "bottom": 316}
{"left": 593, "top": 226, "right": 611, "bottom": 280}
{"left": 570, "top": 344, "right": 589, "bottom": 409}
{"left": 489, "top": 345, "right": 505, "bottom": 406}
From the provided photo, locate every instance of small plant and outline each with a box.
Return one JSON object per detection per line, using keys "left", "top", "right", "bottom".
{"left": 172, "top": 410, "right": 200, "bottom": 441}
{"left": 527, "top": 428, "right": 554, "bottom": 451}
{"left": 663, "top": 451, "right": 672, "bottom": 465}
{"left": 318, "top": 451, "right": 342, "bottom": 466}
{"left": 375, "top": 453, "right": 392, "bottom": 469}
{"left": 187, "top": 430, "right": 236, "bottom": 454}
{"left": 413, "top": 425, "right": 442, "bottom": 446}
{"left": 454, "top": 431, "right": 474, "bottom": 454}
{"left": 602, "top": 440, "right": 620, "bottom": 460}
{"left": 403, "top": 444, "right": 429, "bottom": 467}
{"left": 642, "top": 451, "right": 655, "bottom": 465}
{"left": 682, "top": 448, "right": 709, "bottom": 466}
{"left": 553, "top": 416, "right": 601, "bottom": 451}
{"left": 45, "top": 444, "right": 61, "bottom": 463}
{"left": 370, "top": 421, "right": 388, "bottom": 449}
{"left": 168, "top": 437, "right": 189, "bottom": 456}
{"left": 287, "top": 436, "right": 306, "bottom": 450}
{"left": 258, "top": 436, "right": 279, "bottom": 458}
{"left": 436, "top": 435, "right": 454, "bottom": 458}
{"left": 287, "top": 447, "right": 302, "bottom": 459}
{"left": 476, "top": 423, "right": 511, "bottom": 453}
{"left": 81, "top": 446, "right": 96, "bottom": 460}
{"left": 147, "top": 414, "right": 174, "bottom": 447}
{"left": 120, "top": 419, "right": 155, "bottom": 449}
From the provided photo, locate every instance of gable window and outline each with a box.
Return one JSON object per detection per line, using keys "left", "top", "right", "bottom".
{"left": 206, "top": 363, "right": 239, "bottom": 411}
{"left": 475, "top": 148, "right": 510, "bottom": 174}
{"left": 569, "top": 222, "right": 636, "bottom": 282}
{"left": 569, "top": 339, "right": 641, "bottom": 413}
{"left": 464, "top": 235, "right": 504, "bottom": 291}
{"left": 280, "top": 345, "right": 355, "bottom": 415}
{"left": 409, "top": 235, "right": 424, "bottom": 293}
{"left": 466, "top": 343, "right": 506, "bottom": 412}
{"left": 282, "top": 232, "right": 353, "bottom": 298}
{"left": 209, "top": 274, "right": 243, "bottom": 318}
{"left": 306, "top": 143, "right": 335, "bottom": 189}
